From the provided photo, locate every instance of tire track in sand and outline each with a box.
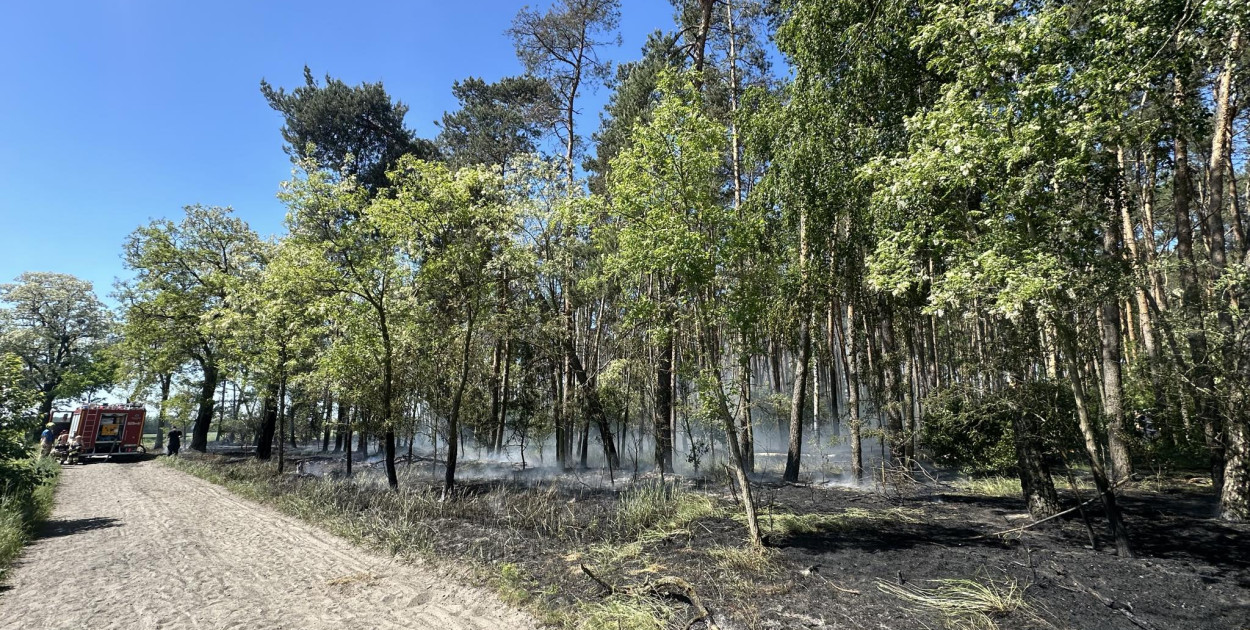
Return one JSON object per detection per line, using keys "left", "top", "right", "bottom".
{"left": 0, "top": 459, "right": 537, "bottom": 630}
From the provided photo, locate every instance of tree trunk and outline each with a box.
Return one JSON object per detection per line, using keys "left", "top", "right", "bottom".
{"left": 784, "top": 317, "right": 811, "bottom": 482}
{"left": 321, "top": 395, "right": 332, "bottom": 453}
{"left": 701, "top": 319, "right": 762, "bottom": 549}
{"left": 155, "top": 373, "right": 171, "bottom": 450}
{"left": 655, "top": 332, "right": 674, "bottom": 473}
{"left": 738, "top": 339, "right": 755, "bottom": 474}
{"left": 488, "top": 338, "right": 504, "bottom": 455}
{"left": 844, "top": 301, "right": 864, "bottom": 482}
{"left": 494, "top": 337, "right": 512, "bottom": 453}
{"left": 1101, "top": 209, "right": 1133, "bottom": 483}
{"left": 1065, "top": 330, "right": 1134, "bottom": 556}
{"left": 277, "top": 375, "right": 287, "bottom": 474}
{"left": 564, "top": 338, "right": 620, "bottom": 469}
{"left": 1172, "top": 95, "right": 1225, "bottom": 491}
{"left": 333, "top": 401, "right": 347, "bottom": 453}
{"left": 1010, "top": 406, "right": 1060, "bottom": 518}
{"left": 190, "top": 357, "right": 218, "bottom": 452}
{"left": 445, "top": 310, "right": 477, "bottom": 492}
{"left": 344, "top": 406, "right": 353, "bottom": 476}
{"left": 769, "top": 337, "right": 784, "bottom": 449}
{"left": 879, "top": 310, "right": 906, "bottom": 464}
{"left": 257, "top": 382, "right": 278, "bottom": 460}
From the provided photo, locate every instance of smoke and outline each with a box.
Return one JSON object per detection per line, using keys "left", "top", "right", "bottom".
{"left": 289, "top": 416, "right": 890, "bottom": 492}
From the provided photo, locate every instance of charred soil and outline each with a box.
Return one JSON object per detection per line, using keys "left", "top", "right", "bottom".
{"left": 170, "top": 454, "right": 1249, "bottom": 630}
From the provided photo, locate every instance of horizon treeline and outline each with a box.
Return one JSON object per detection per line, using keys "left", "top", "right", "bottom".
{"left": 3, "top": 0, "right": 1248, "bottom": 551}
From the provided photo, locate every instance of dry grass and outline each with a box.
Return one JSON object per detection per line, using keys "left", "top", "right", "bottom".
{"left": 876, "top": 577, "right": 1032, "bottom": 630}
{"left": 706, "top": 545, "right": 779, "bottom": 575}
{"left": 747, "top": 505, "right": 925, "bottom": 537}
{"left": 950, "top": 476, "right": 1022, "bottom": 498}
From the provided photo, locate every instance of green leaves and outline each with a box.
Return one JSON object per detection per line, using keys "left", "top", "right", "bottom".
{"left": 1, "top": 272, "right": 112, "bottom": 413}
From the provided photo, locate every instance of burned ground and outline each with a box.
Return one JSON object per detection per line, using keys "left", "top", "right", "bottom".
{"left": 170, "top": 454, "right": 1249, "bottom": 629}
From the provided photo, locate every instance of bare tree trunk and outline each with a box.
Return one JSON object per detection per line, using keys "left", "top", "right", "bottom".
{"left": 700, "top": 316, "right": 762, "bottom": 549}
{"left": 277, "top": 375, "right": 287, "bottom": 474}
{"left": 1173, "top": 91, "right": 1225, "bottom": 491}
{"left": 1065, "top": 329, "right": 1134, "bottom": 557}
{"left": 190, "top": 356, "right": 218, "bottom": 452}
{"left": 488, "top": 338, "right": 504, "bottom": 455}
{"left": 445, "top": 310, "right": 477, "bottom": 493}
{"left": 494, "top": 337, "right": 511, "bottom": 453}
{"left": 1102, "top": 199, "right": 1133, "bottom": 483}
{"left": 843, "top": 300, "right": 864, "bottom": 482}
{"left": 655, "top": 333, "right": 674, "bottom": 473}
{"left": 155, "top": 373, "right": 171, "bottom": 450}
{"left": 784, "top": 317, "right": 811, "bottom": 483}
{"left": 738, "top": 340, "right": 755, "bottom": 474}
{"left": 344, "top": 406, "right": 353, "bottom": 476}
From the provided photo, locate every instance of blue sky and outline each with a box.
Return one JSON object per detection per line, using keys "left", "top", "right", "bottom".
{"left": 0, "top": 0, "right": 677, "bottom": 303}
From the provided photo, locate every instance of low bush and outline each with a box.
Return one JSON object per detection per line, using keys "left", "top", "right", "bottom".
{"left": 0, "top": 457, "right": 59, "bottom": 582}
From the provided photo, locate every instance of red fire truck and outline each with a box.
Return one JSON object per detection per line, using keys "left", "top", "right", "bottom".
{"left": 49, "top": 404, "right": 148, "bottom": 460}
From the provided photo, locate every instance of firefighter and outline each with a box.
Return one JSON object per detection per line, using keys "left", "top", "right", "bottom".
{"left": 61, "top": 432, "right": 82, "bottom": 465}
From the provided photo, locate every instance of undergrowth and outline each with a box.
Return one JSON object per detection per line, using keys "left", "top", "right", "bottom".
{"left": 0, "top": 457, "right": 59, "bottom": 582}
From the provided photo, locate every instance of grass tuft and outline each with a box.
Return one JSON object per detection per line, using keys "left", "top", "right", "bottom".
{"left": 951, "top": 476, "right": 1022, "bottom": 498}
{"left": 576, "top": 593, "right": 671, "bottom": 630}
{"left": 877, "top": 577, "right": 1031, "bottom": 630}
{"left": 614, "top": 480, "right": 717, "bottom": 539}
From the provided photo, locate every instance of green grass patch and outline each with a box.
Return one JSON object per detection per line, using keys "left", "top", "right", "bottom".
{"left": 0, "top": 457, "right": 60, "bottom": 583}
{"left": 575, "top": 593, "right": 672, "bottom": 630}
{"left": 614, "top": 480, "right": 719, "bottom": 539}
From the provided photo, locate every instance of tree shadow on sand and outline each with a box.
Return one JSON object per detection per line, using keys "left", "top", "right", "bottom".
{"left": 36, "top": 517, "right": 121, "bottom": 540}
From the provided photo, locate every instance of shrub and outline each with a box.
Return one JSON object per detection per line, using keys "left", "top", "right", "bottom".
{"left": 921, "top": 381, "right": 1081, "bottom": 474}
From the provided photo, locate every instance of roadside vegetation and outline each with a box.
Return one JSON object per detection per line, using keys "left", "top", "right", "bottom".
{"left": 0, "top": 458, "right": 58, "bottom": 583}
{"left": 1, "top": 351, "right": 61, "bottom": 582}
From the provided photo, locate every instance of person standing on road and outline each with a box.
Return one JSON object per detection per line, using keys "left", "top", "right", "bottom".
{"left": 39, "top": 423, "right": 56, "bottom": 459}
{"left": 166, "top": 427, "right": 182, "bottom": 456}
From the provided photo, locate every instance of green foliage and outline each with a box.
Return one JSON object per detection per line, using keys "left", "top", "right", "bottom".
{"left": 584, "top": 31, "right": 683, "bottom": 194}
{"left": 922, "top": 382, "right": 1081, "bottom": 474}
{"left": 261, "top": 66, "right": 439, "bottom": 191}
{"left": 0, "top": 272, "right": 112, "bottom": 415}
{"left": 438, "top": 75, "right": 558, "bottom": 169}
{"left": 0, "top": 457, "right": 59, "bottom": 583}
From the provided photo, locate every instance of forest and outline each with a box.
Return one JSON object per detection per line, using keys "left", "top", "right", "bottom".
{"left": 2, "top": 0, "right": 1249, "bottom": 628}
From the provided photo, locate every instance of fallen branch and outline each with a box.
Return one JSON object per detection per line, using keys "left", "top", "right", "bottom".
{"left": 972, "top": 477, "right": 1131, "bottom": 540}
{"left": 1068, "top": 575, "right": 1156, "bottom": 630}
{"left": 578, "top": 564, "right": 721, "bottom": 630}
{"left": 579, "top": 563, "right": 615, "bottom": 594}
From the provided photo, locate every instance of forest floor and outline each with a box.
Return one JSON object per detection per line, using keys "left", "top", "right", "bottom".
{"left": 90, "top": 451, "right": 1250, "bottom": 629}
{"left": 0, "top": 458, "right": 538, "bottom": 630}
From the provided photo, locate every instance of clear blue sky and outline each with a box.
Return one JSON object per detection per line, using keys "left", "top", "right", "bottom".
{"left": 0, "top": 0, "right": 677, "bottom": 303}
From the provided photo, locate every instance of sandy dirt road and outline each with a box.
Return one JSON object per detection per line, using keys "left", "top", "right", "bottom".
{"left": 0, "top": 459, "right": 538, "bottom": 630}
